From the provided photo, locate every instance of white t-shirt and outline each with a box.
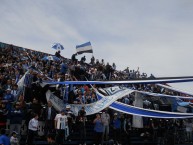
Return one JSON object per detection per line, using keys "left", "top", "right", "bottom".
{"left": 10, "top": 136, "right": 19, "bottom": 145}
{"left": 28, "top": 118, "right": 38, "bottom": 131}
{"left": 55, "top": 114, "right": 68, "bottom": 129}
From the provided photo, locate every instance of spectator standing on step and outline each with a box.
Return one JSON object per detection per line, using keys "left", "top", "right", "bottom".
{"left": 65, "top": 105, "right": 75, "bottom": 136}
{"left": 54, "top": 109, "right": 68, "bottom": 145}
{"left": 101, "top": 109, "right": 110, "bottom": 142}
{"left": 77, "top": 107, "right": 86, "bottom": 145}
{"left": 112, "top": 113, "right": 121, "bottom": 145}
{"left": 81, "top": 56, "right": 86, "bottom": 64}
{"left": 71, "top": 53, "right": 77, "bottom": 64}
{"left": 90, "top": 56, "right": 95, "bottom": 65}
{"left": 26, "top": 113, "right": 39, "bottom": 145}
{"left": 124, "top": 115, "right": 132, "bottom": 145}
{"left": 42, "top": 101, "right": 57, "bottom": 136}
{"left": 9, "top": 102, "right": 23, "bottom": 139}
{"left": 93, "top": 113, "right": 104, "bottom": 145}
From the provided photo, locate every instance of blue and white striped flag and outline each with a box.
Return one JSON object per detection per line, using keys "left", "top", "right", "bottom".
{"left": 76, "top": 41, "right": 93, "bottom": 54}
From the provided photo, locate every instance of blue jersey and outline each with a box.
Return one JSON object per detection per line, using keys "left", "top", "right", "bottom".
{"left": 94, "top": 120, "right": 104, "bottom": 132}
{"left": 0, "top": 135, "right": 10, "bottom": 145}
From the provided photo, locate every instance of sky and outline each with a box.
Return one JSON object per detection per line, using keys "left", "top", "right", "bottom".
{"left": 1, "top": 0, "right": 193, "bottom": 93}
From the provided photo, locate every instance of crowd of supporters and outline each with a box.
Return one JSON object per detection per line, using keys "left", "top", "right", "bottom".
{"left": 0, "top": 42, "right": 193, "bottom": 145}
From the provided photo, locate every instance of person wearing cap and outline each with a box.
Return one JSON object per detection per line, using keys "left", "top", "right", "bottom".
{"left": 54, "top": 109, "right": 68, "bottom": 145}
{"left": 10, "top": 131, "right": 19, "bottom": 145}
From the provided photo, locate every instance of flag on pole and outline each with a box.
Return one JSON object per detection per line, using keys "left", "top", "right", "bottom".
{"left": 76, "top": 41, "right": 93, "bottom": 54}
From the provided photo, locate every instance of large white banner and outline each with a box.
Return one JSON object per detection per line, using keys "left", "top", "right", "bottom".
{"left": 102, "top": 86, "right": 126, "bottom": 95}
{"left": 46, "top": 89, "right": 134, "bottom": 116}
{"left": 46, "top": 87, "right": 193, "bottom": 118}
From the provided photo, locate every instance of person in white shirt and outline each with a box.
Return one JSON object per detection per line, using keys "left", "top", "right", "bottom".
{"left": 26, "top": 113, "right": 39, "bottom": 145}
{"left": 55, "top": 109, "right": 68, "bottom": 145}
{"left": 10, "top": 131, "right": 19, "bottom": 145}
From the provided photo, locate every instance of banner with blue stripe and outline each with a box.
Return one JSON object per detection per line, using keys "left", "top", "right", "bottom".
{"left": 46, "top": 89, "right": 193, "bottom": 118}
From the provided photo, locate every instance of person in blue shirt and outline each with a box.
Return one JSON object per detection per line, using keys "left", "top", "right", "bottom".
{"left": 93, "top": 113, "right": 104, "bottom": 145}
{"left": 0, "top": 129, "right": 10, "bottom": 145}
{"left": 2, "top": 89, "right": 14, "bottom": 111}
{"left": 60, "top": 61, "right": 68, "bottom": 75}
{"left": 9, "top": 102, "right": 24, "bottom": 139}
{"left": 112, "top": 113, "right": 121, "bottom": 145}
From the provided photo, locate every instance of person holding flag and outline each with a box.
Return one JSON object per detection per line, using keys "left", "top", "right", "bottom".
{"left": 52, "top": 43, "right": 64, "bottom": 58}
